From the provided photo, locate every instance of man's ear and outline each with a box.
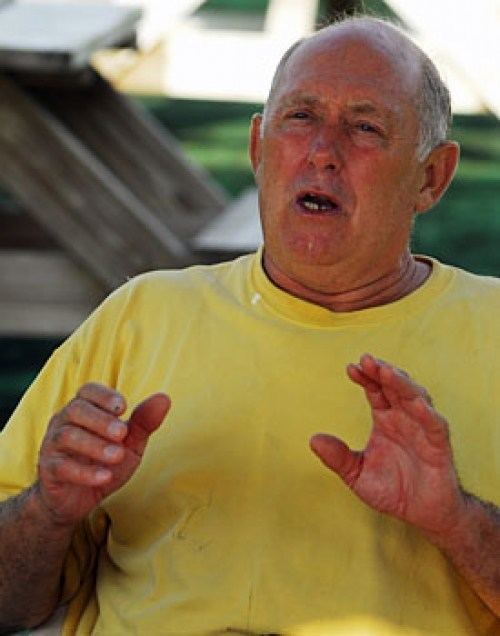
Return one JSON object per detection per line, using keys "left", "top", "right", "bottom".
{"left": 415, "top": 141, "right": 460, "bottom": 214}
{"left": 249, "top": 113, "right": 263, "bottom": 175}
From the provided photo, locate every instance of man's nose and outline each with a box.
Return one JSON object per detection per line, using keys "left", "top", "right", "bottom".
{"left": 307, "top": 128, "right": 343, "bottom": 172}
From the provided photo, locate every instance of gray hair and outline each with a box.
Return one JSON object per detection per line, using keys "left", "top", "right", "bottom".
{"left": 416, "top": 53, "right": 452, "bottom": 159}
{"left": 263, "top": 17, "right": 452, "bottom": 161}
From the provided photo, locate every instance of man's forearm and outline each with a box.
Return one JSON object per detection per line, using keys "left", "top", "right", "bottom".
{"left": 0, "top": 484, "right": 75, "bottom": 632}
{"left": 425, "top": 491, "right": 500, "bottom": 617}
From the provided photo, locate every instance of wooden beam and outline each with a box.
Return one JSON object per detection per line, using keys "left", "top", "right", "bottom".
{"left": 0, "top": 302, "right": 96, "bottom": 337}
{"left": 9, "top": 67, "right": 96, "bottom": 89}
{"left": 0, "top": 249, "right": 106, "bottom": 336}
{"left": 0, "top": 210, "right": 58, "bottom": 249}
{"left": 0, "top": 73, "right": 192, "bottom": 290}
{"left": 0, "top": 250, "right": 104, "bottom": 304}
{"left": 25, "top": 70, "right": 227, "bottom": 241}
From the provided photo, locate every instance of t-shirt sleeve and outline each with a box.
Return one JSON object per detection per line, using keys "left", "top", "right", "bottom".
{"left": 0, "top": 277, "right": 138, "bottom": 603}
{"left": 0, "top": 339, "right": 83, "bottom": 501}
{"left": 0, "top": 274, "right": 142, "bottom": 500}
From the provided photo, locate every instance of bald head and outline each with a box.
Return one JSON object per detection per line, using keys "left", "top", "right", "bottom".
{"left": 264, "top": 17, "right": 451, "bottom": 160}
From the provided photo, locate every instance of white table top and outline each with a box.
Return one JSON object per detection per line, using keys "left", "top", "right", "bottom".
{"left": 194, "top": 187, "right": 262, "bottom": 252}
{"left": 0, "top": 1, "right": 141, "bottom": 71}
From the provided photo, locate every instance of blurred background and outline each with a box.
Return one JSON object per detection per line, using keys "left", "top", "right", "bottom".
{"left": 1, "top": 0, "right": 499, "bottom": 427}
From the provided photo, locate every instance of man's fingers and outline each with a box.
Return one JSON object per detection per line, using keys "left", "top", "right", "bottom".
{"left": 353, "top": 354, "right": 433, "bottom": 407}
{"left": 59, "top": 399, "right": 128, "bottom": 443}
{"left": 47, "top": 390, "right": 170, "bottom": 468}
{"left": 42, "top": 454, "right": 112, "bottom": 487}
{"left": 76, "top": 383, "right": 127, "bottom": 416}
{"left": 346, "top": 364, "right": 390, "bottom": 409}
{"left": 346, "top": 363, "right": 379, "bottom": 392}
{"left": 378, "top": 363, "right": 431, "bottom": 404}
{"left": 404, "top": 396, "right": 450, "bottom": 444}
{"left": 125, "top": 393, "right": 171, "bottom": 455}
{"left": 310, "top": 434, "right": 363, "bottom": 488}
{"left": 53, "top": 425, "right": 125, "bottom": 465}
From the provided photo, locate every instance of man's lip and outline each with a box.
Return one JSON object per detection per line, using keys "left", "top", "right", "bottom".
{"left": 294, "top": 189, "right": 344, "bottom": 214}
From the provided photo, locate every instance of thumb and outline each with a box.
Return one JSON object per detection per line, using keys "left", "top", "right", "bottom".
{"left": 125, "top": 393, "right": 171, "bottom": 455}
{"left": 309, "top": 433, "right": 363, "bottom": 488}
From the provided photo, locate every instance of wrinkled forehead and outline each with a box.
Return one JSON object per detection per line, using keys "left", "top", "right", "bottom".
{"left": 275, "top": 23, "right": 422, "bottom": 106}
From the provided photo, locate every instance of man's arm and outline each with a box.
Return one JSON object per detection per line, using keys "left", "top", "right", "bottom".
{"left": 426, "top": 490, "right": 500, "bottom": 616}
{"left": 0, "top": 485, "right": 75, "bottom": 632}
{"left": 310, "top": 354, "right": 500, "bottom": 616}
{"left": 0, "top": 384, "right": 170, "bottom": 631}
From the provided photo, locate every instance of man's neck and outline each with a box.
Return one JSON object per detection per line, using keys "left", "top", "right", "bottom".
{"left": 262, "top": 252, "right": 432, "bottom": 312}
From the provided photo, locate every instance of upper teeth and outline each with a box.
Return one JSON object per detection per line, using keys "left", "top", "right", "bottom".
{"left": 303, "top": 196, "right": 334, "bottom": 211}
{"left": 304, "top": 200, "right": 320, "bottom": 211}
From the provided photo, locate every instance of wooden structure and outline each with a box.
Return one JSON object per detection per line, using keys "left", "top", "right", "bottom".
{"left": 0, "top": 1, "right": 227, "bottom": 336}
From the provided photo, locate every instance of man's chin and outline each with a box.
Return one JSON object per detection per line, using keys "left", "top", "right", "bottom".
{"left": 263, "top": 246, "right": 346, "bottom": 293}
{"left": 285, "top": 244, "right": 341, "bottom": 269}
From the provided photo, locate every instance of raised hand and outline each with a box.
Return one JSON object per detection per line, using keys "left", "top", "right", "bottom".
{"left": 310, "top": 354, "right": 466, "bottom": 536}
{"left": 36, "top": 384, "right": 170, "bottom": 527}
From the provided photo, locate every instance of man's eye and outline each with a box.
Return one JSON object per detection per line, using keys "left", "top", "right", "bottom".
{"left": 289, "top": 111, "right": 310, "bottom": 120}
{"left": 355, "top": 122, "right": 380, "bottom": 134}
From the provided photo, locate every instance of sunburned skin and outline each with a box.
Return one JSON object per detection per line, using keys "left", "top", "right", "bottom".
{"left": 263, "top": 248, "right": 432, "bottom": 312}
{"left": 250, "top": 28, "right": 442, "bottom": 302}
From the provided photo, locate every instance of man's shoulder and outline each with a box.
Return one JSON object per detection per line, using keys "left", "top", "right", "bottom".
{"left": 124, "top": 254, "right": 254, "bottom": 293}
{"left": 435, "top": 262, "right": 500, "bottom": 334}
{"left": 445, "top": 262, "right": 500, "bottom": 301}
{"left": 102, "top": 253, "right": 255, "bottom": 312}
{"left": 68, "top": 253, "right": 256, "bottom": 355}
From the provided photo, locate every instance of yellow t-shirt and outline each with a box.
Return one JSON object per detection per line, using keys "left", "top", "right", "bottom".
{"left": 0, "top": 252, "right": 499, "bottom": 635}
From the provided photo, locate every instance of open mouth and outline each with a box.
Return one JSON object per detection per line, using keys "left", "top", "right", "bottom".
{"left": 297, "top": 191, "right": 340, "bottom": 214}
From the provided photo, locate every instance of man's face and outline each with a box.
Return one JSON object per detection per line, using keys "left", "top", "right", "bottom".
{"left": 251, "top": 30, "right": 428, "bottom": 291}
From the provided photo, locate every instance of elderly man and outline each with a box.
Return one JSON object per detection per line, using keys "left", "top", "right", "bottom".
{"left": 0, "top": 15, "right": 498, "bottom": 636}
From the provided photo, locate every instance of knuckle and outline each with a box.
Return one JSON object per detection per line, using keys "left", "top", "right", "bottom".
{"left": 51, "top": 424, "right": 72, "bottom": 447}
{"left": 83, "top": 437, "right": 104, "bottom": 459}
{"left": 63, "top": 399, "right": 113, "bottom": 432}
{"left": 70, "top": 426, "right": 84, "bottom": 444}
{"left": 78, "top": 381, "right": 103, "bottom": 396}
{"left": 51, "top": 457, "right": 85, "bottom": 482}
{"left": 44, "top": 421, "right": 65, "bottom": 446}
{"left": 100, "top": 411, "right": 115, "bottom": 427}
{"left": 63, "top": 398, "right": 86, "bottom": 422}
{"left": 50, "top": 456, "right": 67, "bottom": 479}
{"left": 77, "top": 383, "right": 124, "bottom": 412}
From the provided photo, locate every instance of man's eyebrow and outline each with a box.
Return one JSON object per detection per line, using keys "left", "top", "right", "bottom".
{"left": 347, "top": 101, "right": 398, "bottom": 120}
{"left": 347, "top": 102, "right": 382, "bottom": 115}
{"left": 277, "top": 95, "right": 398, "bottom": 118}
{"left": 278, "top": 94, "right": 322, "bottom": 108}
